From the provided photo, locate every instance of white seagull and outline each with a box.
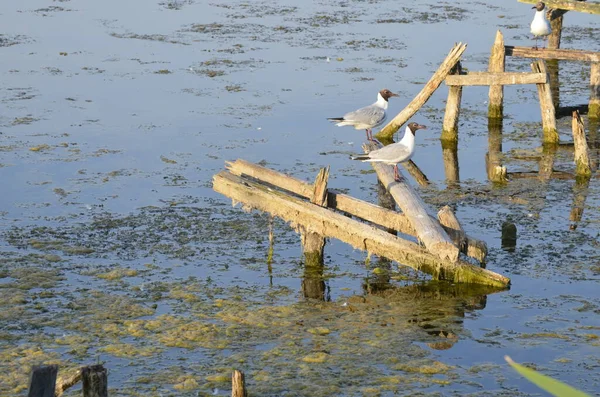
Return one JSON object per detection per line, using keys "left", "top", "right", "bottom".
{"left": 351, "top": 122, "right": 427, "bottom": 181}
{"left": 530, "top": 1, "right": 552, "bottom": 49}
{"left": 328, "top": 88, "right": 399, "bottom": 141}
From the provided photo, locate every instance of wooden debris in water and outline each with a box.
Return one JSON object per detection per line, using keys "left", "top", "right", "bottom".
{"left": 531, "top": 60, "right": 559, "bottom": 144}
{"left": 572, "top": 110, "right": 592, "bottom": 177}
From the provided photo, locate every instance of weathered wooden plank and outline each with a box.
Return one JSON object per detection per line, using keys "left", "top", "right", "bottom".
{"left": 531, "top": 60, "right": 559, "bottom": 144}
{"left": 28, "top": 365, "right": 58, "bottom": 397}
{"left": 376, "top": 42, "right": 467, "bottom": 141}
{"left": 572, "top": 110, "right": 592, "bottom": 177}
{"left": 446, "top": 72, "right": 547, "bottom": 86}
{"left": 213, "top": 171, "right": 508, "bottom": 286}
{"left": 505, "top": 46, "right": 600, "bottom": 62}
{"left": 232, "top": 370, "right": 247, "bottom": 397}
{"left": 517, "top": 0, "right": 600, "bottom": 15}
{"left": 363, "top": 142, "right": 460, "bottom": 263}
{"left": 488, "top": 30, "right": 506, "bottom": 118}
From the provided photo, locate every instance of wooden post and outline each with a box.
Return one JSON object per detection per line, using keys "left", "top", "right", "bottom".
{"left": 81, "top": 365, "right": 108, "bottom": 397}
{"left": 517, "top": 0, "right": 600, "bottom": 15}
{"left": 437, "top": 206, "right": 467, "bottom": 253}
{"left": 501, "top": 222, "right": 517, "bottom": 252}
{"left": 376, "top": 42, "right": 467, "bottom": 141}
{"left": 232, "top": 370, "right": 247, "bottom": 397}
{"left": 547, "top": 9, "right": 567, "bottom": 49}
{"left": 442, "top": 62, "right": 463, "bottom": 142}
{"left": 590, "top": 62, "right": 600, "bottom": 119}
{"left": 488, "top": 30, "right": 505, "bottom": 118}
{"left": 28, "top": 365, "right": 58, "bottom": 397}
{"left": 531, "top": 60, "right": 559, "bottom": 144}
{"left": 486, "top": 119, "right": 507, "bottom": 183}
{"left": 572, "top": 110, "right": 592, "bottom": 177}
{"left": 547, "top": 59, "right": 560, "bottom": 109}
{"left": 441, "top": 139, "right": 459, "bottom": 184}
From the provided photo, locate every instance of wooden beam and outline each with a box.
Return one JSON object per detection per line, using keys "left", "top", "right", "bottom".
{"left": 446, "top": 72, "right": 547, "bottom": 86}
{"left": 531, "top": 60, "right": 559, "bottom": 144}
{"left": 517, "top": 0, "right": 600, "bottom": 15}
{"left": 226, "top": 159, "right": 486, "bottom": 261}
{"left": 375, "top": 42, "right": 467, "bottom": 141}
{"left": 505, "top": 46, "right": 600, "bottom": 62}
{"left": 213, "top": 171, "right": 509, "bottom": 286}
{"left": 363, "top": 142, "right": 460, "bottom": 263}
{"left": 488, "top": 30, "right": 506, "bottom": 118}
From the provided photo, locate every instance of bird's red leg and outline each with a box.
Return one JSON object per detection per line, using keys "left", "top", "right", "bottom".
{"left": 366, "top": 129, "right": 373, "bottom": 141}
{"left": 394, "top": 165, "right": 401, "bottom": 181}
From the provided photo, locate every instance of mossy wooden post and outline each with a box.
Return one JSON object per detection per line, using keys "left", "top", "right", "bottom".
{"left": 547, "top": 9, "right": 566, "bottom": 49}
{"left": 531, "top": 60, "right": 559, "bottom": 144}
{"left": 28, "top": 365, "right": 58, "bottom": 397}
{"left": 376, "top": 42, "right": 467, "bottom": 141}
{"left": 81, "top": 365, "right": 108, "bottom": 397}
{"left": 441, "top": 62, "right": 463, "bottom": 143}
{"left": 301, "top": 167, "right": 329, "bottom": 267}
{"left": 572, "top": 110, "right": 592, "bottom": 178}
{"left": 488, "top": 30, "right": 505, "bottom": 119}
{"left": 486, "top": 119, "right": 507, "bottom": 183}
{"left": 590, "top": 62, "right": 600, "bottom": 119}
{"left": 232, "top": 370, "right": 247, "bottom": 397}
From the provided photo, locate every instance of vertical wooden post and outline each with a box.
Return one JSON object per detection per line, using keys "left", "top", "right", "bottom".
{"left": 488, "top": 30, "right": 505, "bottom": 119}
{"left": 81, "top": 365, "right": 108, "bottom": 397}
{"left": 547, "top": 9, "right": 565, "bottom": 50}
{"left": 531, "top": 60, "right": 559, "bottom": 144}
{"left": 501, "top": 222, "right": 517, "bottom": 252}
{"left": 486, "top": 119, "right": 507, "bottom": 183}
{"left": 441, "top": 62, "right": 463, "bottom": 142}
{"left": 28, "top": 365, "right": 58, "bottom": 397}
{"left": 301, "top": 167, "right": 329, "bottom": 267}
{"left": 232, "top": 370, "right": 247, "bottom": 397}
{"left": 437, "top": 206, "right": 467, "bottom": 253}
{"left": 590, "top": 62, "right": 600, "bottom": 119}
{"left": 572, "top": 110, "right": 592, "bottom": 178}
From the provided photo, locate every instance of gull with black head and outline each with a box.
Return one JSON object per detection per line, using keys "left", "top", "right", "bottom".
{"left": 351, "top": 122, "right": 427, "bottom": 182}
{"left": 328, "top": 88, "right": 399, "bottom": 142}
{"left": 530, "top": 1, "right": 552, "bottom": 50}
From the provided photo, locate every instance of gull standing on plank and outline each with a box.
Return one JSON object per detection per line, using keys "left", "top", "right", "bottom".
{"left": 351, "top": 122, "right": 427, "bottom": 181}
{"left": 328, "top": 89, "right": 399, "bottom": 141}
{"left": 530, "top": 1, "right": 552, "bottom": 50}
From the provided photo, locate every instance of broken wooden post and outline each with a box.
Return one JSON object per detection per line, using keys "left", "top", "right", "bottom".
{"left": 486, "top": 119, "right": 507, "bottom": 183}
{"left": 501, "top": 222, "right": 517, "bottom": 252}
{"left": 442, "top": 62, "right": 463, "bottom": 142}
{"left": 547, "top": 9, "right": 567, "bottom": 49}
{"left": 232, "top": 370, "right": 247, "bottom": 397}
{"left": 572, "top": 110, "right": 592, "bottom": 178}
{"left": 363, "top": 142, "right": 460, "bottom": 263}
{"left": 28, "top": 365, "right": 58, "bottom": 397}
{"left": 590, "top": 62, "right": 600, "bottom": 119}
{"left": 437, "top": 206, "right": 467, "bottom": 254}
{"left": 402, "top": 160, "right": 430, "bottom": 187}
{"left": 301, "top": 167, "right": 329, "bottom": 267}
{"left": 488, "top": 30, "right": 506, "bottom": 119}
{"left": 531, "top": 60, "right": 559, "bottom": 144}
{"left": 376, "top": 42, "right": 467, "bottom": 141}
{"left": 81, "top": 365, "right": 108, "bottom": 397}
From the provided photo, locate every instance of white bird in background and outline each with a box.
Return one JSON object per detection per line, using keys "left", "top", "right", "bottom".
{"left": 530, "top": 1, "right": 552, "bottom": 49}
{"left": 351, "top": 122, "right": 427, "bottom": 182}
{"left": 328, "top": 89, "right": 399, "bottom": 142}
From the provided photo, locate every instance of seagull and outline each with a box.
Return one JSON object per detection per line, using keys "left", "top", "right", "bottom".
{"left": 350, "top": 122, "right": 427, "bottom": 181}
{"left": 530, "top": 1, "right": 552, "bottom": 50}
{"left": 328, "top": 89, "right": 399, "bottom": 142}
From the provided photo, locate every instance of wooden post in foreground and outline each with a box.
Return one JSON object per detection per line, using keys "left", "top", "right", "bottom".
{"left": 81, "top": 365, "right": 108, "bottom": 397}
{"left": 232, "top": 370, "right": 247, "bottom": 397}
{"left": 28, "top": 365, "right": 58, "bottom": 397}
{"left": 531, "top": 60, "right": 559, "bottom": 144}
{"left": 441, "top": 62, "right": 463, "bottom": 142}
{"left": 301, "top": 167, "right": 329, "bottom": 266}
{"left": 590, "top": 62, "right": 600, "bottom": 119}
{"left": 376, "top": 42, "right": 467, "bottom": 141}
{"left": 572, "top": 110, "right": 592, "bottom": 178}
{"left": 488, "top": 30, "right": 505, "bottom": 119}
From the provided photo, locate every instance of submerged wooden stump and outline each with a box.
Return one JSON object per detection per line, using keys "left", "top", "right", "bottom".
{"left": 81, "top": 365, "right": 107, "bottom": 397}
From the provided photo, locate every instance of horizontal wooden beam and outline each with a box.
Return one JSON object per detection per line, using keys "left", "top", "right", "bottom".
{"left": 505, "top": 46, "right": 600, "bottom": 62}
{"left": 517, "top": 0, "right": 600, "bottom": 15}
{"left": 446, "top": 72, "right": 547, "bottom": 86}
{"left": 213, "top": 171, "right": 509, "bottom": 286}
{"left": 226, "top": 159, "right": 487, "bottom": 261}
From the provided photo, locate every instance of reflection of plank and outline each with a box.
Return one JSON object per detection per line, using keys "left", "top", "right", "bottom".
{"left": 226, "top": 159, "right": 487, "bottom": 261}
{"left": 446, "top": 72, "right": 546, "bottom": 86}
{"left": 213, "top": 171, "right": 508, "bottom": 286}
{"left": 505, "top": 46, "right": 600, "bottom": 62}
{"left": 517, "top": 0, "right": 600, "bottom": 15}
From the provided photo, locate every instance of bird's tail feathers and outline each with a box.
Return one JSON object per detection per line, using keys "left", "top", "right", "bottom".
{"left": 327, "top": 117, "right": 344, "bottom": 122}
{"left": 350, "top": 155, "right": 370, "bottom": 161}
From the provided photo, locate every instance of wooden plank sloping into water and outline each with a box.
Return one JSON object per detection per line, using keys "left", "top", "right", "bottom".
{"left": 213, "top": 170, "right": 509, "bottom": 286}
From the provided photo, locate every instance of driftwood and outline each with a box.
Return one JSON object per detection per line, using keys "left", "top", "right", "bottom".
{"left": 55, "top": 369, "right": 82, "bottom": 397}
{"left": 232, "top": 370, "right": 247, "bottom": 397}
{"left": 531, "top": 60, "right": 559, "bottom": 144}
{"left": 488, "top": 30, "right": 506, "bottom": 118}
{"left": 572, "top": 111, "right": 592, "bottom": 177}
{"left": 376, "top": 42, "right": 467, "bottom": 141}
{"left": 213, "top": 171, "right": 508, "bottom": 286}
{"left": 517, "top": 0, "right": 600, "bottom": 15}
{"left": 505, "top": 46, "right": 600, "bottom": 62}
{"left": 445, "top": 72, "right": 546, "bottom": 86}
{"left": 437, "top": 206, "right": 467, "bottom": 253}
{"left": 226, "top": 160, "right": 487, "bottom": 261}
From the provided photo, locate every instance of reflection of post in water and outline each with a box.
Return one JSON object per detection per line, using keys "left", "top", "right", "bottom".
{"left": 486, "top": 118, "right": 507, "bottom": 183}
{"left": 501, "top": 222, "right": 517, "bottom": 252}
{"left": 301, "top": 258, "right": 329, "bottom": 301}
{"left": 441, "top": 138, "right": 459, "bottom": 185}
{"left": 588, "top": 117, "right": 600, "bottom": 170}
{"left": 569, "top": 177, "right": 591, "bottom": 230}
{"left": 538, "top": 143, "right": 558, "bottom": 180}
{"left": 362, "top": 256, "right": 393, "bottom": 295}
{"left": 267, "top": 216, "right": 274, "bottom": 286}
{"left": 377, "top": 179, "right": 396, "bottom": 235}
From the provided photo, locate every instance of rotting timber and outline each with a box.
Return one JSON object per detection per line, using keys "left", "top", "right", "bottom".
{"left": 213, "top": 160, "right": 510, "bottom": 287}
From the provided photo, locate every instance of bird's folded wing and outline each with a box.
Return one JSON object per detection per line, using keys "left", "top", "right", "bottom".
{"left": 343, "top": 106, "right": 385, "bottom": 125}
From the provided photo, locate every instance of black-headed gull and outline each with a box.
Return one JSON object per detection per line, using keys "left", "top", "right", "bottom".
{"left": 530, "top": 1, "right": 552, "bottom": 50}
